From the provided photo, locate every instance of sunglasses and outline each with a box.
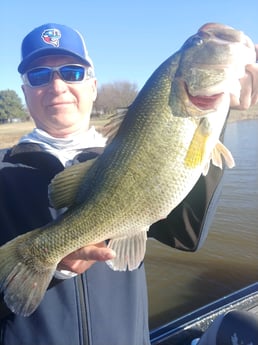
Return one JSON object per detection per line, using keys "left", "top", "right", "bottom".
{"left": 22, "top": 64, "right": 94, "bottom": 87}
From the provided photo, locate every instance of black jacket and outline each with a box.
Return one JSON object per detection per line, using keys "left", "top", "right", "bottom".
{"left": 0, "top": 143, "right": 223, "bottom": 345}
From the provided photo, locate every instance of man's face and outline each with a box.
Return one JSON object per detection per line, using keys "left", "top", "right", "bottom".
{"left": 22, "top": 55, "right": 97, "bottom": 138}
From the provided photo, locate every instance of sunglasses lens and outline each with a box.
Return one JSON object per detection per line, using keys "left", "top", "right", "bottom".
{"left": 27, "top": 67, "right": 51, "bottom": 87}
{"left": 60, "top": 65, "right": 85, "bottom": 82}
{"left": 24, "top": 65, "right": 88, "bottom": 87}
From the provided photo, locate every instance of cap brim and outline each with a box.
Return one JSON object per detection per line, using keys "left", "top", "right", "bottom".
{"left": 18, "top": 48, "right": 92, "bottom": 74}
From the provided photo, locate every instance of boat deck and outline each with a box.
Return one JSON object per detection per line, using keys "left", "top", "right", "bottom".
{"left": 150, "top": 282, "right": 258, "bottom": 345}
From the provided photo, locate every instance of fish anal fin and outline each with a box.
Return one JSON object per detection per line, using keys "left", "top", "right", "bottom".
{"left": 49, "top": 159, "right": 97, "bottom": 209}
{"left": 106, "top": 231, "right": 147, "bottom": 271}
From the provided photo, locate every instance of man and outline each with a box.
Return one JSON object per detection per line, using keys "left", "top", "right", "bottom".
{"left": 0, "top": 23, "right": 257, "bottom": 345}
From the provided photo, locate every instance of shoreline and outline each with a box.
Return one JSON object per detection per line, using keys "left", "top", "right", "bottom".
{"left": 228, "top": 104, "right": 258, "bottom": 122}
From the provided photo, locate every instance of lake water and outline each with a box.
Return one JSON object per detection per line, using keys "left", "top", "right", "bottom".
{"left": 145, "top": 119, "right": 258, "bottom": 330}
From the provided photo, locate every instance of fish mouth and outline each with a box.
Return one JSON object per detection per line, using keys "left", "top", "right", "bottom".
{"left": 185, "top": 83, "right": 224, "bottom": 110}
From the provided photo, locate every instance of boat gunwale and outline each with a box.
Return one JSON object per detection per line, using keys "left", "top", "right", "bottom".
{"left": 150, "top": 282, "right": 258, "bottom": 344}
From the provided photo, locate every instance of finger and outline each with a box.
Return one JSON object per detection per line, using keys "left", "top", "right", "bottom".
{"left": 230, "top": 72, "right": 252, "bottom": 109}
{"left": 81, "top": 246, "right": 116, "bottom": 262}
{"left": 246, "top": 63, "right": 258, "bottom": 105}
{"left": 57, "top": 259, "right": 94, "bottom": 273}
{"left": 62, "top": 246, "right": 116, "bottom": 263}
{"left": 58, "top": 245, "right": 116, "bottom": 272}
{"left": 255, "top": 44, "right": 258, "bottom": 61}
{"left": 239, "top": 72, "right": 253, "bottom": 109}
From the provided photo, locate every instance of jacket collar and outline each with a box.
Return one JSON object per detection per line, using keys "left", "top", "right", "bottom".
{"left": 2, "top": 143, "right": 104, "bottom": 174}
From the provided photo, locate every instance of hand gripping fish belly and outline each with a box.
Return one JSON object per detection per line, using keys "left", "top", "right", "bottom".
{"left": 0, "top": 23, "right": 256, "bottom": 316}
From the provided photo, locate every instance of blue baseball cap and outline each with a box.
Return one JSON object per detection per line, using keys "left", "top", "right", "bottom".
{"left": 18, "top": 23, "right": 94, "bottom": 74}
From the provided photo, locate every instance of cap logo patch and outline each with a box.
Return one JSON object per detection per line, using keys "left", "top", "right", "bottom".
{"left": 41, "top": 28, "right": 61, "bottom": 47}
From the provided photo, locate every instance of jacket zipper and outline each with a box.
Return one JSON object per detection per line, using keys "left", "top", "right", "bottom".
{"left": 76, "top": 275, "right": 90, "bottom": 345}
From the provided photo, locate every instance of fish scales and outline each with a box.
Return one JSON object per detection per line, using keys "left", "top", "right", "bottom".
{"left": 32, "top": 88, "right": 197, "bottom": 258}
{"left": 0, "top": 23, "right": 256, "bottom": 316}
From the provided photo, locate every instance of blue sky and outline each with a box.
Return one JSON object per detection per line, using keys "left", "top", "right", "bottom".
{"left": 1, "top": 0, "right": 257, "bottom": 104}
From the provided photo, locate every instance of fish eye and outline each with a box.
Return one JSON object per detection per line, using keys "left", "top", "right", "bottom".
{"left": 182, "top": 35, "right": 204, "bottom": 50}
{"left": 195, "top": 37, "right": 204, "bottom": 45}
{"left": 191, "top": 35, "right": 205, "bottom": 46}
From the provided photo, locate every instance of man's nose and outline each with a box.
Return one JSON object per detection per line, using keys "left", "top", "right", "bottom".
{"left": 48, "top": 71, "right": 68, "bottom": 92}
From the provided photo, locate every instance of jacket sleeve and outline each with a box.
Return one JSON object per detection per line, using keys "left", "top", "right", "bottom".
{"left": 148, "top": 163, "right": 224, "bottom": 251}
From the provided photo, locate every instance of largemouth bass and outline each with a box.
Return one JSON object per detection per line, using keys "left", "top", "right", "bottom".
{"left": 0, "top": 23, "right": 256, "bottom": 316}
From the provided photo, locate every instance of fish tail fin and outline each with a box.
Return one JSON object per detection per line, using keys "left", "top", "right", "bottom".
{"left": 0, "top": 235, "right": 56, "bottom": 316}
{"left": 106, "top": 231, "right": 147, "bottom": 271}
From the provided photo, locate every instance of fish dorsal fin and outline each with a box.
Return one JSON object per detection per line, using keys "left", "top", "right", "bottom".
{"left": 48, "top": 159, "right": 97, "bottom": 209}
{"left": 106, "top": 231, "right": 147, "bottom": 271}
{"left": 102, "top": 108, "right": 128, "bottom": 145}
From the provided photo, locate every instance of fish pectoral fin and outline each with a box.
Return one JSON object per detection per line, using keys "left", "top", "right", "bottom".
{"left": 48, "top": 159, "right": 97, "bottom": 209}
{"left": 184, "top": 125, "right": 210, "bottom": 168}
{"left": 211, "top": 140, "right": 235, "bottom": 170}
{"left": 106, "top": 231, "right": 147, "bottom": 271}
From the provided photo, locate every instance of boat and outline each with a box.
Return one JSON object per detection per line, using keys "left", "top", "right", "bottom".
{"left": 150, "top": 282, "right": 258, "bottom": 344}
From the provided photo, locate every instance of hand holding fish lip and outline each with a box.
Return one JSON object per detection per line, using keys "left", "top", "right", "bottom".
{"left": 57, "top": 242, "right": 116, "bottom": 274}
{"left": 197, "top": 27, "right": 258, "bottom": 111}
{"left": 170, "top": 27, "right": 256, "bottom": 119}
{"left": 230, "top": 46, "right": 258, "bottom": 110}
